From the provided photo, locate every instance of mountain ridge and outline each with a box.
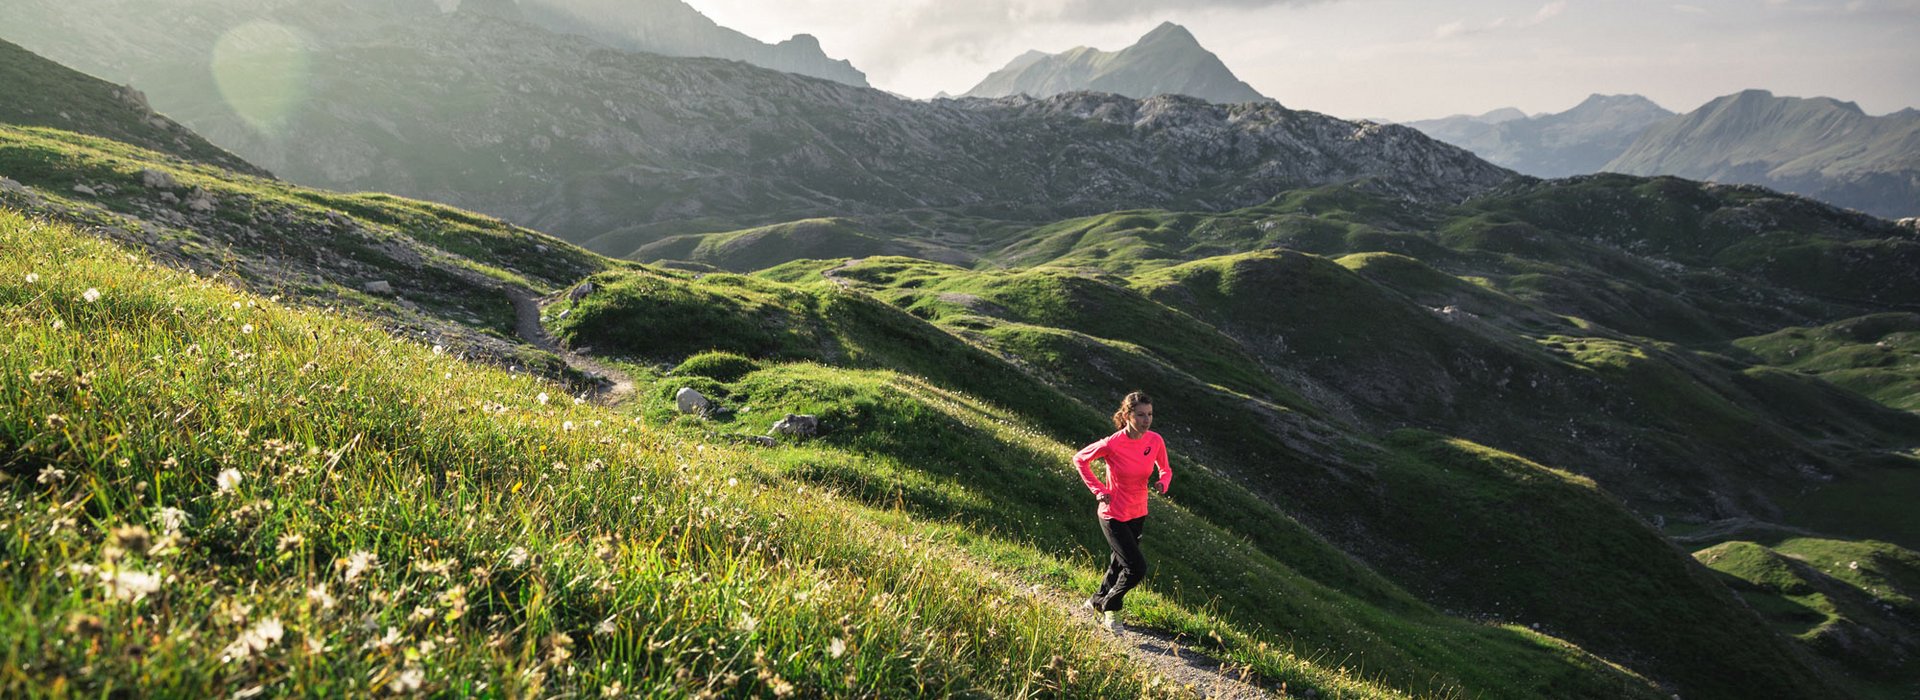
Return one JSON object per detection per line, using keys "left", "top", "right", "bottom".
{"left": 1606, "top": 89, "right": 1920, "bottom": 218}
{"left": 1405, "top": 93, "right": 1674, "bottom": 177}
{"left": 0, "top": 4, "right": 1510, "bottom": 257}
{"left": 962, "top": 21, "right": 1269, "bottom": 105}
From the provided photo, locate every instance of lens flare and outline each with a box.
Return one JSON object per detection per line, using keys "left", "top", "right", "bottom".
{"left": 210, "top": 22, "right": 312, "bottom": 134}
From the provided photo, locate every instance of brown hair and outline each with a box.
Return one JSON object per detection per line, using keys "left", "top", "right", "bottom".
{"left": 1111, "top": 391, "right": 1152, "bottom": 431}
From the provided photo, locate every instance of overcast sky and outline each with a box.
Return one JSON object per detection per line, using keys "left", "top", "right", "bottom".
{"left": 680, "top": 0, "right": 1920, "bottom": 121}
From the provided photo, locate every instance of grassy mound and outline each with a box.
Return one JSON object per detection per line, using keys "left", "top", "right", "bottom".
{"left": 1697, "top": 538, "right": 1920, "bottom": 690}
{"left": 1737, "top": 313, "right": 1920, "bottom": 412}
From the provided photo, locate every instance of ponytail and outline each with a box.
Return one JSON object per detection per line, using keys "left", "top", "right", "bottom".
{"left": 1110, "top": 391, "right": 1152, "bottom": 431}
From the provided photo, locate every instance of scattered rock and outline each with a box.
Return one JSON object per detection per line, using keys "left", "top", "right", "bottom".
{"left": 568, "top": 281, "right": 595, "bottom": 306}
{"left": 72, "top": 183, "right": 98, "bottom": 196}
{"left": 185, "top": 189, "right": 217, "bottom": 212}
{"left": 0, "top": 177, "right": 27, "bottom": 194}
{"left": 1898, "top": 217, "right": 1919, "bottom": 233}
{"left": 159, "top": 192, "right": 180, "bottom": 204}
{"left": 363, "top": 280, "right": 395, "bottom": 295}
{"left": 744, "top": 436, "right": 777, "bottom": 447}
{"left": 140, "top": 169, "right": 177, "bottom": 190}
{"left": 770, "top": 413, "right": 819, "bottom": 438}
{"left": 675, "top": 387, "right": 712, "bottom": 415}
{"left": 116, "top": 85, "right": 151, "bottom": 112}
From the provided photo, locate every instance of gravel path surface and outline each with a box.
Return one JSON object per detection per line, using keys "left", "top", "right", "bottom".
{"left": 1054, "top": 590, "right": 1280, "bottom": 699}
{"left": 508, "top": 286, "right": 635, "bottom": 404}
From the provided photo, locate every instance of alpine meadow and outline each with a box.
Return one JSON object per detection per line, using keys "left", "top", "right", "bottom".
{"left": 3, "top": 1, "right": 1918, "bottom": 698}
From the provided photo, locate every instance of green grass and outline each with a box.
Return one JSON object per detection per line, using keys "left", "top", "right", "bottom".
{"left": 1736, "top": 313, "right": 1920, "bottom": 412}
{"left": 1, "top": 208, "right": 1223, "bottom": 698}
{"left": 605, "top": 358, "right": 1664, "bottom": 699}
{"left": 1696, "top": 538, "right": 1920, "bottom": 694}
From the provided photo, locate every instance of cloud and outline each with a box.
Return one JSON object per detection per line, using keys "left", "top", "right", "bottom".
{"left": 1432, "top": 1, "right": 1567, "bottom": 40}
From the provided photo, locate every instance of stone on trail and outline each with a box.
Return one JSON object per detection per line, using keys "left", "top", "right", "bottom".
{"left": 363, "top": 280, "right": 395, "bottom": 295}
{"left": 770, "top": 413, "right": 818, "bottom": 438}
{"left": 675, "top": 387, "right": 712, "bottom": 415}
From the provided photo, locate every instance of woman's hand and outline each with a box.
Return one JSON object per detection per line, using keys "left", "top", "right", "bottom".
{"left": 1096, "top": 492, "right": 1111, "bottom": 503}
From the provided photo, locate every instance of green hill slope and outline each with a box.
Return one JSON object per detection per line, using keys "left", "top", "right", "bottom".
{"left": 0, "top": 37, "right": 262, "bottom": 175}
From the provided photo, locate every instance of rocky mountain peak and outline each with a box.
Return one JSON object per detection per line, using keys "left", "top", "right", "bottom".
{"left": 961, "top": 20, "right": 1266, "bottom": 104}
{"left": 1139, "top": 21, "right": 1201, "bottom": 47}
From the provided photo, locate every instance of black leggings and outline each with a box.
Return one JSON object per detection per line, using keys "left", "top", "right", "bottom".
{"left": 1092, "top": 516, "right": 1148, "bottom": 612}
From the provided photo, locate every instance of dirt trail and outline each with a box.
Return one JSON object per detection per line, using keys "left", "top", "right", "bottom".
{"left": 504, "top": 287, "right": 635, "bottom": 404}
{"left": 819, "top": 257, "right": 866, "bottom": 289}
{"left": 1043, "top": 588, "right": 1280, "bottom": 699}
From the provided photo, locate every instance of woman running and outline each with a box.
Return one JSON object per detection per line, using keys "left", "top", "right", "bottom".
{"left": 1074, "top": 391, "right": 1171, "bottom": 633}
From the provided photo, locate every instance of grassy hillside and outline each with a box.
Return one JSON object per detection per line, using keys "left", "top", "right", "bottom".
{"left": 634, "top": 218, "right": 973, "bottom": 272}
{"left": 5, "top": 204, "right": 1681, "bottom": 698}
{"left": 1736, "top": 313, "right": 1920, "bottom": 412}
{"left": 536, "top": 252, "right": 1865, "bottom": 697}
{"left": 0, "top": 122, "right": 613, "bottom": 375}
{"left": 0, "top": 209, "right": 1192, "bottom": 697}
{"left": 1696, "top": 538, "right": 1920, "bottom": 696}
{"left": 0, "top": 37, "right": 261, "bottom": 175}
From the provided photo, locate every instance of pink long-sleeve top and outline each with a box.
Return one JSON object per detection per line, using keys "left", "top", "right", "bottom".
{"left": 1074, "top": 429, "right": 1170, "bottom": 521}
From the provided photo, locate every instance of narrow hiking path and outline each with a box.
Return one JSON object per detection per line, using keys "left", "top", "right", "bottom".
{"left": 505, "top": 286, "right": 636, "bottom": 404}
{"left": 820, "top": 257, "right": 866, "bottom": 289}
{"left": 970, "top": 557, "right": 1280, "bottom": 698}
{"left": 1049, "top": 588, "right": 1279, "bottom": 699}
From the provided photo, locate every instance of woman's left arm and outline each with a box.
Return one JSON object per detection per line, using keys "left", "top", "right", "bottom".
{"left": 1156, "top": 435, "right": 1172, "bottom": 494}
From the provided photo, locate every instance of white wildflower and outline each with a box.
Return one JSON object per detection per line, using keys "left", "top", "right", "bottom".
{"left": 340, "top": 550, "right": 378, "bottom": 583}
{"left": 82, "top": 288, "right": 101, "bottom": 303}
{"left": 240, "top": 323, "right": 254, "bottom": 335}
{"left": 536, "top": 392, "right": 550, "bottom": 405}
{"left": 432, "top": 344, "right": 446, "bottom": 355}
{"left": 216, "top": 468, "right": 243, "bottom": 494}
{"left": 51, "top": 319, "right": 65, "bottom": 330}
{"left": 24, "top": 273, "right": 38, "bottom": 284}
{"left": 595, "top": 615, "right": 618, "bottom": 636}
{"left": 829, "top": 637, "right": 847, "bottom": 659}
{"left": 389, "top": 666, "right": 425, "bottom": 693}
{"left": 562, "top": 421, "right": 577, "bottom": 432}
{"left": 506, "top": 546, "right": 529, "bottom": 567}
{"left": 100, "top": 567, "right": 163, "bottom": 602}
{"left": 601, "top": 681, "right": 624, "bottom": 698}
{"left": 36, "top": 466, "right": 67, "bottom": 484}
{"left": 736, "top": 613, "right": 759, "bottom": 634}
{"left": 307, "top": 584, "right": 336, "bottom": 610}
{"left": 221, "top": 617, "right": 285, "bottom": 661}
{"left": 155, "top": 506, "right": 190, "bottom": 533}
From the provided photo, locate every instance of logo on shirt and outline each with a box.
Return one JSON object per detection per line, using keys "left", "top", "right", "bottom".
{"left": 1142, "top": 445, "right": 1153, "bottom": 456}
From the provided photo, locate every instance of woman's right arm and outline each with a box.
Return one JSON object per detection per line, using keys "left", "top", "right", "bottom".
{"left": 1072, "top": 438, "right": 1112, "bottom": 497}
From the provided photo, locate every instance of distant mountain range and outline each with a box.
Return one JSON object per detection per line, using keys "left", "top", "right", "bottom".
{"left": 1605, "top": 90, "right": 1920, "bottom": 220}
{"left": 1409, "top": 91, "right": 1920, "bottom": 218}
{"left": 961, "top": 22, "right": 1268, "bottom": 104}
{"left": 0, "top": 2, "right": 1502, "bottom": 257}
{"left": 507, "top": 0, "right": 868, "bottom": 87}
{"left": 1405, "top": 94, "right": 1675, "bottom": 178}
